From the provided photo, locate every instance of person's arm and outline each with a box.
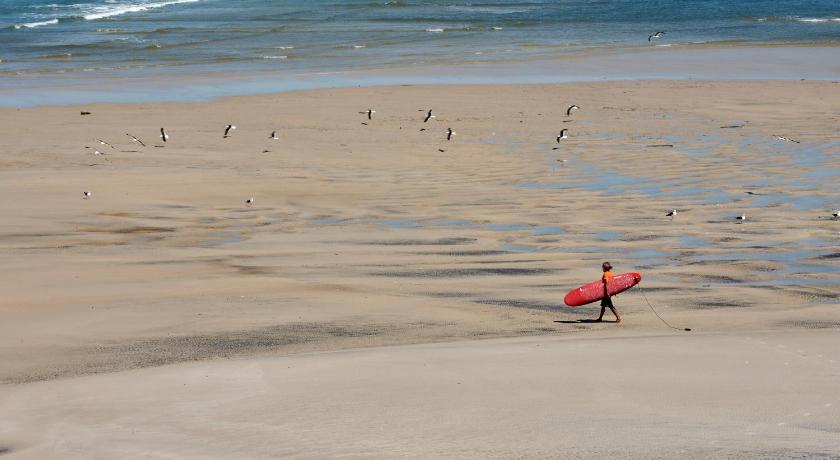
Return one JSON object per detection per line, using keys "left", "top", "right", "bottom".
{"left": 602, "top": 274, "right": 609, "bottom": 296}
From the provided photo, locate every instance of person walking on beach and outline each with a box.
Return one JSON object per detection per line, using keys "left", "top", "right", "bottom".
{"left": 596, "top": 262, "right": 621, "bottom": 323}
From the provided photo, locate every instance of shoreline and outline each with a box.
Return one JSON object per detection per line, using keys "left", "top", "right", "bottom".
{"left": 1, "top": 44, "right": 839, "bottom": 107}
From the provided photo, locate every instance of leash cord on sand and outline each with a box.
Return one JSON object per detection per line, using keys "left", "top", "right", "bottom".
{"left": 636, "top": 283, "right": 691, "bottom": 332}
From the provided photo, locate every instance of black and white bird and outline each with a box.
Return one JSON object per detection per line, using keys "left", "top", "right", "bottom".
{"left": 556, "top": 159, "right": 568, "bottom": 168}
{"left": 224, "top": 125, "right": 236, "bottom": 138}
{"left": 446, "top": 128, "right": 456, "bottom": 141}
{"left": 566, "top": 105, "right": 580, "bottom": 117}
{"left": 556, "top": 129, "right": 569, "bottom": 143}
{"left": 97, "top": 139, "right": 115, "bottom": 150}
{"left": 736, "top": 214, "right": 747, "bottom": 221}
{"left": 424, "top": 109, "right": 435, "bottom": 123}
{"left": 160, "top": 128, "right": 169, "bottom": 142}
{"left": 245, "top": 197, "right": 254, "bottom": 206}
{"left": 666, "top": 209, "right": 678, "bottom": 217}
{"left": 85, "top": 146, "right": 105, "bottom": 155}
{"left": 831, "top": 209, "right": 839, "bottom": 219}
{"left": 126, "top": 133, "right": 146, "bottom": 147}
{"left": 82, "top": 191, "right": 92, "bottom": 199}
{"left": 776, "top": 136, "right": 800, "bottom": 144}
{"left": 648, "top": 31, "right": 665, "bottom": 41}
{"left": 362, "top": 109, "right": 376, "bottom": 120}
{"left": 270, "top": 130, "right": 279, "bottom": 140}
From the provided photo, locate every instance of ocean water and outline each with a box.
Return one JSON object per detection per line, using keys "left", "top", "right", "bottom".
{"left": 1, "top": 0, "right": 839, "bottom": 77}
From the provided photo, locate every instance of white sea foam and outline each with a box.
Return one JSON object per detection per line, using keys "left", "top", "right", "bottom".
{"left": 83, "top": 0, "right": 200, "bottom": 21}
{"left": 795, "top": 17, "right": 829, "bottom": 23}
{"left": 262, "top": 55, "right": 287, "bottom": 59}
{"left": 353, "top": 45, "right": 366, "bottom": 49}
{"left": 426, "top": 28, "right": 444, "bottom": 33}
{"left": 14, "top": 18, "right": 59, "bottom": 29}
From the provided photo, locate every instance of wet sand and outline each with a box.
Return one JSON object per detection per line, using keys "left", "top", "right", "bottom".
{"left": 0, "top": 80, "right": 838, "bottom": 457}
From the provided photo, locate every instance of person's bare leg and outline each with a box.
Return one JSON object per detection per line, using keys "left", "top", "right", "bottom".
{"left": 595, "top": 305, "right": 605, "bottom": 322}
{"left": 610, "top": 307, "right": 621, "bottom": 323}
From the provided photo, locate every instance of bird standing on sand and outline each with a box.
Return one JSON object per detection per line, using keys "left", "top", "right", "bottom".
{"left": 424, "top": 109, "right": 435, "bottom": 123}
{"left": 831, "top": 209, "right": 839, "bottom": 219}
{"left": 666, "top": 210, "right": 677, "bottom": 217}
{"left": 776, "top": 136, "right": 800, "bottom": 144}
{"left": 160, "top": 128, "right": 169, "bottom": 142}
{"left": 126, "top": 133, "right": 146, "bottom": 147}
{"left": 245, "top": 197, "right": 254, "bottom": 206}
{"left": 736, "top": 214, "right": 747, "bottom": 221}
{"left": 224, "top": 125, "right": 237, "bottom": 138}
{"left": 82, "top": 191, "right": 92, "bottom": 199}
{"left": 270, "top": 130, "right": 279, "bottom": 140}
{"left": 556, "top": 129, "right": 568, "bottom": 143}
{"left": 363, "top": 109, "right": 376, "bottom": 120}
{"left": 648, "top": 31, "right": 665, "bottom": 41}
{"left": 566, "top": 105, "right": 579, "bottom": 117}
{"left": 446, "top": 128, "right": 456, "bottom": 141}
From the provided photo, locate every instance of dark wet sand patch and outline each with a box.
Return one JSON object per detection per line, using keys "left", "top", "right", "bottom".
{"left": 781, "top": 320, "right": 840, "bottom": 329}
{"left": 816, "top": 252, "right": 840, "bottom": 260}
{"left": 421, "top": 250, "right": 510, "bottom": 256}
{"left": 79, "top": 226, "right": 176, "bottom": 234}
{"left": 366, "top": 237, "right": 477, "bottom": 246}
{"left": 692, "top": 300, "right": 745, "bottom": 310}
{"left": 371, "top": 268, "right": 555, "bottom": 278}
{"left": 474, "top": 298, "right": 587, "bottom": 313}
{"left": 3, "top": 321, "right": 440, "bottom": 384}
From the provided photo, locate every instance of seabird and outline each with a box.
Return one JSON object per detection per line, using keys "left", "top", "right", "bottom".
{"left": 566, "top": 105, "right": 579, "bottom": 117}
{"left": 736, "top": 214, "right": 747, "bottom": 221}
{"left": 160, "top": 128, "right": 169, "bottom": 142}
{"left": 648, "top": 31, "right": 665, "bottom": 41}
{"left": 556, "top": 129, "right": 569, "bottom": 142}
{"left": 97, "top": 139, "right": 115, "bottom": 149}
{"left": 224, "top": 125, "right": 237, "bottom": 138}
{"left": 82, "top": 191, "right": 92, "bottom": 199}
{"left": 270, "top": 130, "right": 279, "bottom": 140}
{"left": 556, "top": 159, "right": 568, "bottom": 168}
{"left": 446, "top": 128, "right": 455, "bottom": 141}
{"left": 364, "top": 109, "right": 375, "bottom": 120}
{"left": 80, "top": 111, "right": 91, "bottom": 116}
{"left": 126, "top": 133, "right": 146, "bottom": 147}
{"left": 776, "top": 136, "right": 800, "bottom": 143}
{"left": 245, "top": 197, "right": 254, "bottom": 206}
{"left": 424, "top": 109, "right": 435, "bottom": 123}
{"left": 85, "top": 146, "right": 105, "bottom": 155}
{"left": 831, "top": 209, "right": 839, "bottom": 218}
{"left": 666, "top": 209, "right": 677, "bottom": 217}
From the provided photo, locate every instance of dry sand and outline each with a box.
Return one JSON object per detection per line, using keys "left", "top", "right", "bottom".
{"left": 0, "top": 80, "right": 838, "bottom": 458}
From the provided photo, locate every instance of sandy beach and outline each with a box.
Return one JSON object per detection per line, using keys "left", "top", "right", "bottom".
{"left": 1, "top": 80, "right": 839, "bottom": 458}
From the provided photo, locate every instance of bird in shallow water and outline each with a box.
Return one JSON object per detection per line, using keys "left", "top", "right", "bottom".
{"left": 648, "top": 31, "right": 665, "bottom": 41}
{"left": 556, "top": 129, "right": 568, "bottom": 143}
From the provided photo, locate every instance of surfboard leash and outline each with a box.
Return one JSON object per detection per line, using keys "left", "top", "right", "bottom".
{"left": 636, "top": 283, "right": 691, "bottom": 332}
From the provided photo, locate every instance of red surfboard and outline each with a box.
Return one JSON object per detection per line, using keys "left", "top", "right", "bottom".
{"left": 563, "top": 272, "right": 642, "bottom": 307}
